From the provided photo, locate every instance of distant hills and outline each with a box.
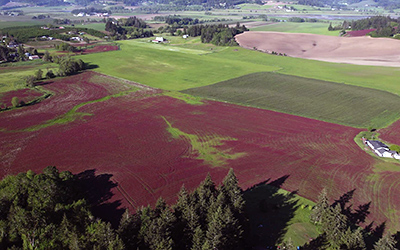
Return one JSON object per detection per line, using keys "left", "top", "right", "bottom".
{"left": 298, "top": 0, "right": 400, "bottom": 9}
{"left": 0, "top": 0, "right": 257, "bottom": 8}
{"left": 0, "top": 0, "right": 397, "bottom": 9}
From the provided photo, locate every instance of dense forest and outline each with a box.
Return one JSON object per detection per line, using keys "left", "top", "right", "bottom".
{"left": 187, "top": 23, "right": 248, "bottom": 46}
{"left": 0, "top": 166, "right": 399, "bottom": 249}
{"left": 0, "top": 167, "right": 246, "bottom": 249}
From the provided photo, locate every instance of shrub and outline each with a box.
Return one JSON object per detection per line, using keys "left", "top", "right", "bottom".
{"left": 11, "top": 97, "right": 19, "bottom": 107}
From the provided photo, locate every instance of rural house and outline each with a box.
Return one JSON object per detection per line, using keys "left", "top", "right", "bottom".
{"left": 365, "top": 140, "right": 400, "bottom": 159}
{"left": 152, "top": 37, "right": 166, "bottom": 43}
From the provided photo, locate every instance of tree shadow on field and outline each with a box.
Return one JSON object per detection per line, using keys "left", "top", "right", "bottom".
{"left": 85, "top": 63, "right": 99, "bottom": 70}
{"left": 243, "top": 175, "right": 298, "bottom": 248}
{"left": 75, "top": 169, "right": 124, "bottom": 228}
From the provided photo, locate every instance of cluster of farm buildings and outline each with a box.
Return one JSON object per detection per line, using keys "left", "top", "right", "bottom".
{"left": 364, "top": 139, "right": 400, "bottom": 159}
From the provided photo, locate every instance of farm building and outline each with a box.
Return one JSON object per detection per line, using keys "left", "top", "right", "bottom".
{"left": 365, "top": 140, "right": 400, "bottom": 159}
{"left": 28, "top": 55, "right": 40, "bottom": 60}
{"left": 152, "top": 37, "right": 166, "bottom": 43}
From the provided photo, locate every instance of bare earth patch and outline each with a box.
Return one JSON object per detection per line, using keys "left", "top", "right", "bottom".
{"left": 236, "top": 31, "right": 400, "bottom": 67}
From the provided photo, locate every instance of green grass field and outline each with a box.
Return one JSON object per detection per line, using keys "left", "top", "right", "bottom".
{"left": 77, "top": 40, "right": 280, "bottom": 91}
{"left": 244, "top": 183, "right": 318, "bottom": 247}
{"left": 236, "top": 3, "right": 273, "bottom": 9}
{"left": 251, "top": 22, "right": 341, "bottom": 36}
{"left": 77, "top": 39, "right": 400, "bottom": 96}
{"left": 0, "top": 62, "right": 58, "bottom": 93}
{"left": 73, "top": 23, "right": 106, "bottom": 32}
{"left": 182, "top": 72, "right": 400, "bottom": 128}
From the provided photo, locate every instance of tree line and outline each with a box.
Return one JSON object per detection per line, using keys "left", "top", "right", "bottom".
{"left": 336, "top": 16, "right": 400, "bottom": 37}
{"left": 105, "top": 18, "right": 153, "bottom": 40}
{"left": 71, "top": 7, "right": 110, "bottom": 15}
{"left": 306, "top": 188, "right": 398, "bottom": 250}
{"left": 0, "top": 167, "right": 246, "bottom": 249}
{"left": 0, "top": 26, "right": 105, "bottom": 44}
{"left": 186, "top": 23, "right": 248, "bottom": 46}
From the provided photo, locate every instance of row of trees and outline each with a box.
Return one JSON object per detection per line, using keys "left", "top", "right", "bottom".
{"left": 118, "top": 169, "right": 246, "bottom": 249}
{"left": 0, "top": 26, "right": 105, "bottom": 44}
{"left": 71, "top": 7, "right": 110, "bottom": 15}
{"left": 309, "top": 188, "right": 397, "bottom": 250}
{"left": 0, "top": 167, "right": 246, "bottom": 249}
{"left": 332, "top": 16, "right": 400, "bottom": 37}
{"left": 186, "top": 23, "right": 248, "bottom": 46}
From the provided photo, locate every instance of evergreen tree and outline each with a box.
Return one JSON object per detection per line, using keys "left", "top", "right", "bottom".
{"left": 311, "top": 188, "right": 329, "bottom": 224}
{"left": 191, "top": 226, "right": 205, "bottom": 250}
{"left": 195, "top": 174, "right": 217, "bottom": 227}
{"left": 117, "top": 209, "right": 141, "bottom": 249}
{"left": 374, "top": 233, "right": 397, "bottom": 250}
{"left": 221, "top": 169, "right": 245, "bottom": 214}
{"left": 173, "top": 185, "right": 198, "bottom": 249}
{"left": 343, "top": 227, "right": 366, "bottom": 250}
{"left": 323, "top": 204, "right": 348, "bottom": 248}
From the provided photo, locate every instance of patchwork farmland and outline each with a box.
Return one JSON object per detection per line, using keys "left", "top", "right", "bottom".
{"left": 2, "top": 72, "right": 400, "bottom": 231}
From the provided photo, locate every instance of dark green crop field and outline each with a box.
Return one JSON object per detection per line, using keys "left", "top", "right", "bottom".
{"left": 183, "top": 72, "right": 400, "bottom": 128}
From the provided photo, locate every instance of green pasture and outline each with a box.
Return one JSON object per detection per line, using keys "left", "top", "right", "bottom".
{"left": 0, "top": 62, "right": 58, "bottom": 93}
{"left": 244, "top": 183, "right": 318, "bottom": 247}
{"left": 251, "top": 22, "right": 340, "bottom": 36}
{"left": 73, "top": 23, "right": 106, "bottom": 32}
{"left": 0, "top": 19, "right": 49, "bottom": 29}
{"left": 77, "top": 39, "right": 400, "bottom": 96}
{"left": 77, "top": 40, "right": 280, "bottom": 91}
{"left": 236, "top": 3, "right": 273, "bottom": 10}
{"left": 183, "top": 72, "right": 400, "bottom": 128}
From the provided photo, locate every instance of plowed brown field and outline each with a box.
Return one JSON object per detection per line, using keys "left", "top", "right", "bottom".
{"left": 236, "top": 31, "right": 400, "bottom": 67}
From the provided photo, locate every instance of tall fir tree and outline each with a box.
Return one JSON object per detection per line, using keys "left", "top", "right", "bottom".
{"left": 374, "top": 233, "right": 397, "bottom": 250}
{"left": 311, "top": 188, "right": 329, "bottom": 224}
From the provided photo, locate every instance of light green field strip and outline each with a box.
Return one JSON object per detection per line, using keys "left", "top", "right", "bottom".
{"left": 130, "top": 40, "right": 217, "bottom": 55}
{"left": 162, "top": 116, "right": 245, "bottom": 167}
{"left": 251, "top": 22, "right": 341, "bottom": 36}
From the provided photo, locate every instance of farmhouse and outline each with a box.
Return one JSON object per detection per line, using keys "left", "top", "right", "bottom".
{"left": 365, "top": 140, "right": 400, "bottom": 159}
